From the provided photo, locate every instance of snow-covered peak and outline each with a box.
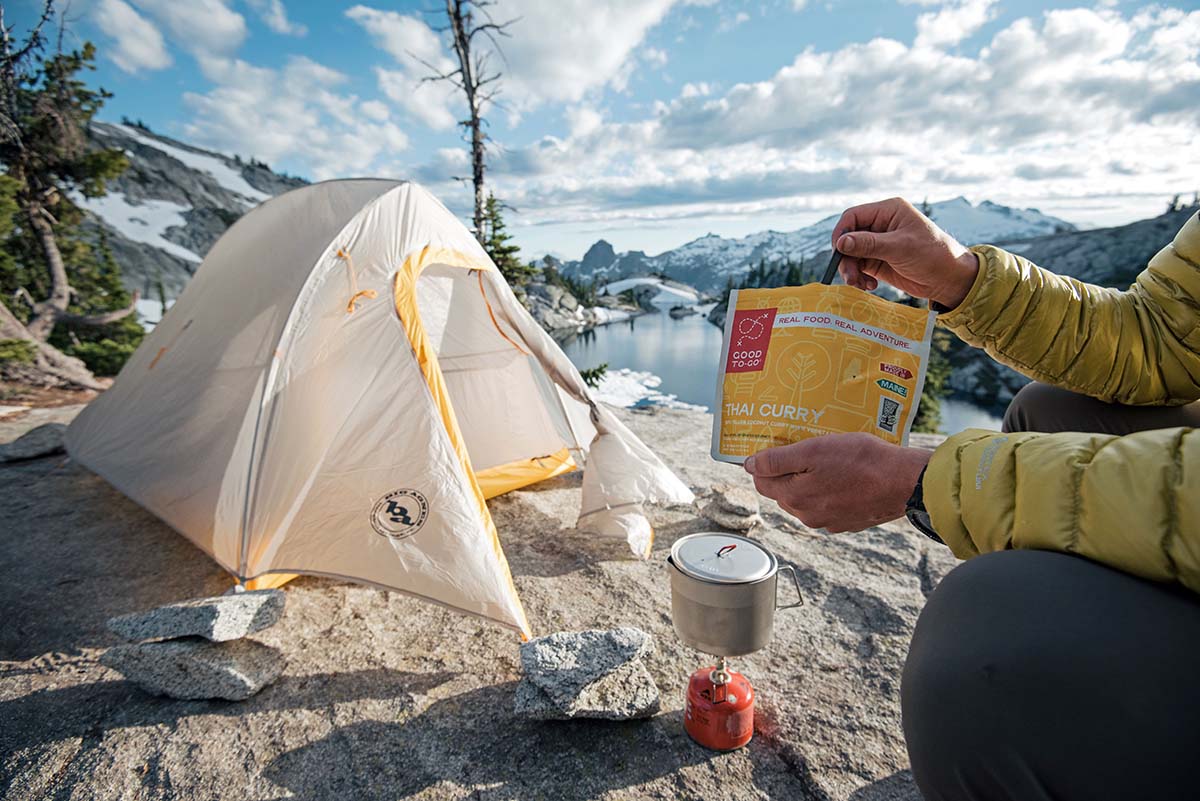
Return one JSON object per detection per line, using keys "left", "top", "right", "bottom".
{"left": 559, "top": 198, "right": 1077, "bottom": 291}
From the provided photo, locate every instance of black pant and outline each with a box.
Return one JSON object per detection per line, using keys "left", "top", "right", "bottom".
{"left": 902, "top": 383, "right": 1200, "bottom": 801}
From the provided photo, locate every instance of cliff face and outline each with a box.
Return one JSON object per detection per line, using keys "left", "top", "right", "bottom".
{"left": 999, "top": 203, "right": 1198, "bottom": 287}
{"left": 942, "top": 203, "right": 1200, "bottom": 406}
{"left": 79, "top": 122, "right": 306, "bottom": 299}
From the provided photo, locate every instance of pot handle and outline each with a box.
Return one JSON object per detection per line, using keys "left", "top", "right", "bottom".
{"left": 776, "top": 564, "right": 805, "bottom": 609}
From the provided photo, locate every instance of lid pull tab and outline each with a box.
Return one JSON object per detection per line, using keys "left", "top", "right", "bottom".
{"left": 717, "top": 544, "right": 737, "bottom": 558}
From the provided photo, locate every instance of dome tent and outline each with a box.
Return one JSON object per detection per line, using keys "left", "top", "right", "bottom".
{"left": 66, "top": 179, "right": 693, "bottom": 638}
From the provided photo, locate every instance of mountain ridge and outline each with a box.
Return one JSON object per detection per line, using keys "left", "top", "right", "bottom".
{"left": 552, "top": 197, "right": 1077, "bottom": 293}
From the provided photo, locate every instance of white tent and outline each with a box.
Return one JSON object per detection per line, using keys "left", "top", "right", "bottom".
{"left": 66, "top": 179, "right": 693, "bottom": 638}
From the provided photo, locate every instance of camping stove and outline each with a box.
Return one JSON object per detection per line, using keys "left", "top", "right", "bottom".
{"left": 684, "top": 655, "right": 755, "bottom": 750}
{"left": 667, "top": 532, "right": 803, "bottom": 751}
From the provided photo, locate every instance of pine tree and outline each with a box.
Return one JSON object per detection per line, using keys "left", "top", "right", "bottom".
{"left": 785, "top": 258, "right": 802, "bottom": 286}
{"left": 482, "top": 193, "right": 536, "bottom": 287}
{"left": 0, "top": 10, "right": 135, "bottom": 389}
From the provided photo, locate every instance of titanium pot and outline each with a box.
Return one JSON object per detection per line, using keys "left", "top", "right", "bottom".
{"left": 667, "top": 532, "right": 803, "bottom": 657}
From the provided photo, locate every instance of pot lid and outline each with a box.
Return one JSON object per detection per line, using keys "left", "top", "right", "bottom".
{"left": 670, "top": 532, "right": 775, "bottom": 584}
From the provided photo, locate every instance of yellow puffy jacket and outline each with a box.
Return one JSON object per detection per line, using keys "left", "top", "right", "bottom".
{"left": 925, "top": 212, "right": 1200, "bottom": 592}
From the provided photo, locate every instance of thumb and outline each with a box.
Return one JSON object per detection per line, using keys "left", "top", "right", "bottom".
{"left": 744, "top": 443, "right": 804, "bottom": 478}
{"left": 837, "top": 231, "right": 898, "bottom": 262}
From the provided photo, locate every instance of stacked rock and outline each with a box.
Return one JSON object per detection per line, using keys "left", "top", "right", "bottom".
{"left": 515, "top": 627, "right": 660, "bottom": 720}
{"left": 700, "top": 483, "right": 762, "bottom": 531}
{"left": 101, "top": 589, "right": 287, "bottom": 701}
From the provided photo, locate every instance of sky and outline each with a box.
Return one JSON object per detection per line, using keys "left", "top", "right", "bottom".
{"left": 8, "top": 0, "right": 1200, "bottom": 259}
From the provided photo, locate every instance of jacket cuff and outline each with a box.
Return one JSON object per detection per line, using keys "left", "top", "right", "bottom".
{"left": 924, "top": 429, "right": 995, "bottom": 560}
{"left": 936, "top": 245, "right": 1021, "bottom": 340}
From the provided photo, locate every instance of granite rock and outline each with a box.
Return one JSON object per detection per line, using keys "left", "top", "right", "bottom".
{"left": 515, "top": 627, "right": 660, "bottom": 720}
{"left": 1, "top": 403, "right": 964, "bottom": 799}
{"left": 100, "top": 637, "right": 285, "bottom": 700}
{"left": 107, "top": 589, "right": 285, "bottom": 643}
{"left": 700, "top": 483, "right": 762, "bottom": 531}
{"left": 0, "top": 423, "right": 66, "bottom": 462}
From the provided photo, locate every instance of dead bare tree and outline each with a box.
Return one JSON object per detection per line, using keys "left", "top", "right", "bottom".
{"left": 418, "top": 0, "right": 515, "bottom": 243}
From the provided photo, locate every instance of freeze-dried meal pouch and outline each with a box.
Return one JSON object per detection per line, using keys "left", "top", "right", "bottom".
{"left": 711, "top": 284, "right": 936, "bottom": 463}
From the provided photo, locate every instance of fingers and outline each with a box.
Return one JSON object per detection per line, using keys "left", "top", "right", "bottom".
{"left": 838, "top": 258, "right": 878, "bottom": 291}
{"left": 836, "top": 230, "right": 902, "bottom": 264}
{"left": 829, "top": 197, "right": 906, "bottom": 248}
{"left": 752, "top": 471, "right": 796, "bottom": 498}
{"left": 744, "top": 442, "right": 812, "bottom": 477}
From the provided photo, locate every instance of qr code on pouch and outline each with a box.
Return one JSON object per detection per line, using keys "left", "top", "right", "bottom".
{"left": 877, "top": 396, "right": 901, "bottom": 434}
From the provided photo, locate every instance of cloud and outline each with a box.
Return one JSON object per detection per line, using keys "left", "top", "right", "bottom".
{"left": 132, "top": 0, "right": 247, "bottom": 58}
{"left": 346, "top": 5, "right": 450, "bottom": 68}
{"left": 345, "top": 6, "right": 461, "bottom": 131}
{"left": 719, "top": 11, "right": 751, "bottom": 32}
{"left": 352, "top": 0, "right": 682, "bottom": 121}
{"left": 497, "top": 0, "right": 681, "bottom": 109}
{"left": 359, "top": 100, "right": 390, "bottom": 122}
{"left": 92, "top": 0, "right": 172, "bottom": 73}
{"left": 246, "top": 0, "right": 307, "bottom": 37}
{"left": 451, "top": 6, "right": 1200, "bottom": 231}
{"left": 1013, "top": 163, "right": 1086, "bottom": 180}
{"left": 914, "top": 0, "right": 998, "bottom": 48}
{"left": 644, "top": 47, "right": 669, "bottom": 67}
{"left": 181, "top": 55, "right": 409, "bottom": 180}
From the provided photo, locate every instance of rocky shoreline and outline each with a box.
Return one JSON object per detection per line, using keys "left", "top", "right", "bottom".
{"left": 0, "top": 403, "right": 955, "bottom": 800}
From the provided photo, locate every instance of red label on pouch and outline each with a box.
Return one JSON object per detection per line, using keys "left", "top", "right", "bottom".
{"left": 725, "top": 308, "right": 777, "bottom": 373}
{"left": 880, "top": 362, "right": 913, "bottom": 380}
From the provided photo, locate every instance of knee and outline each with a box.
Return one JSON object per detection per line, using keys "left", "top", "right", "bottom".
{"left": 901, "top": 551, "right": 1051, "bottom": 798}
{"left": 1002, "top": 381, "right": 1061, "bottom": 433}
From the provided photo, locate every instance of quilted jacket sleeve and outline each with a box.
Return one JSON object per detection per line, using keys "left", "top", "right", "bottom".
{"left": 938, "top": 212, "right": 1200, "bottom": 406}
{"left": 923, "top": 213, "right": 1200, "bottom": 589}
{"left": 925, "top": 427, "right": 1200, "bottom": 592}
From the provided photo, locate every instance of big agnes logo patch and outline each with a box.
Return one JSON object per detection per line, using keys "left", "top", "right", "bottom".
{"left": 371, "top": 489, "right": 429, "bottom": 540}
{"left": 726, "top": 308, "right": 777, "bottom": 373}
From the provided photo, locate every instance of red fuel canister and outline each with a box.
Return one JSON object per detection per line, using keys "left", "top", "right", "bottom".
{"left": 683, "top": 665, "right": 755, "bottom": 750}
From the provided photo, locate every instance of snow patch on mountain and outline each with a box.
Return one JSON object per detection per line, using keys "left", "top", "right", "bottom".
{"left": 113, "top": 124, "right": 271, "bottom": 204}
{"left": 72, "top": 190, "right": 202, "bottom": 263}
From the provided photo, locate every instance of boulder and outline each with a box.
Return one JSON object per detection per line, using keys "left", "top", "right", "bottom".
{"left": 0, "top": 423, "right": 66, "bottom": 463}
{"left": 100, "top": 638, "right": 285, "bottom": 701}
{"left": 515, "top": 627, "right": 660, "bottom": 720}
{"left": 107, "top": 589, "right": 285, "bottom": 643}
{"left": 700, "top": 483, "right": 762, "bottom": 531}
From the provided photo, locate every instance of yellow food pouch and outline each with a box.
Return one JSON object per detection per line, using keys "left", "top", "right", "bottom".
{"left": 711, "top": 284, "right": 936, "bottom": 463}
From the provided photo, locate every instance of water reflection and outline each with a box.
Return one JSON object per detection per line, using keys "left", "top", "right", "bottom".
{"left": 559, "top": 310, "right": 724, "bottom": 411}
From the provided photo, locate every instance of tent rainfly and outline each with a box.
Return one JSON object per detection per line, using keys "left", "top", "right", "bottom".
{"left": 66, "top": 179, "right": 694, "bottom": 638}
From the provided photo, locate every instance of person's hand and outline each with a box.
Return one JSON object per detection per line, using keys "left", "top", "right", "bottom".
{"left": 743, "top": 433, "right": 930, "bottom": 533}
{"left": 831, "top": 197, "right": 979, "bottom": 310}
